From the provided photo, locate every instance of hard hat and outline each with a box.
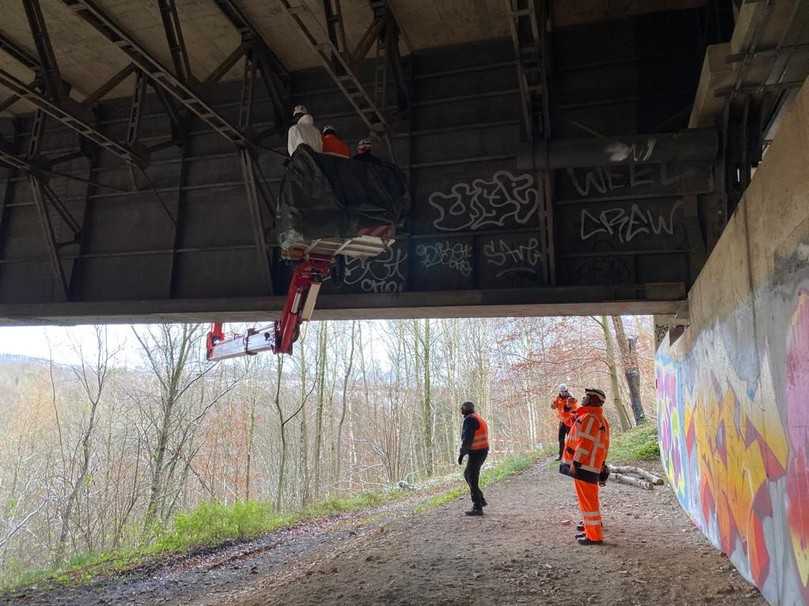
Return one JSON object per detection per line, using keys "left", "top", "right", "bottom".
{"left": 585, "top": 388, "right": 606, "bottom": 404}
{"left": 460, "top": 401, "right": 475, "bottom": 414}
{"left": 292, "top": 104, "right": 308, "bottom": 119}
{"left": 322, "top": 125, "right": 336, "bottom": 135}
{"left": 559, "top": 383, "right": 568, "bottom": 393}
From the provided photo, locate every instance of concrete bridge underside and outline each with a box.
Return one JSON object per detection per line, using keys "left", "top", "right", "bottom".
{"left": 0, "top": 0, "right": 806, "bottom": 324}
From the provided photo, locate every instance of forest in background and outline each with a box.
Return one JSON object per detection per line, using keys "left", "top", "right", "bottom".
{"left": 0, "top": 315, "right": 656, "bottom": 584}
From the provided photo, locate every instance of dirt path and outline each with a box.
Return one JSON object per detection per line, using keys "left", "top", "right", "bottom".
{"left": 2, "top": 459, "right": 766, "bottom": 606}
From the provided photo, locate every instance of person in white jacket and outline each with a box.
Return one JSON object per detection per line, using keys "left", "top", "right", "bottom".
{"left": 287, "top": 105, "right": 322, "bottom": 156}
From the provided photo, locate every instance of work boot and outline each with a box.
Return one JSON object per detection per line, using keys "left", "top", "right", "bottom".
{"left": 577, "top": 537, "right": 603, "bottom": 546}
{"left": 465, "top": 508, "right": 484, "bottom": 516}
{"left": 481, "top": 498, "right": 488, "bottom": 508}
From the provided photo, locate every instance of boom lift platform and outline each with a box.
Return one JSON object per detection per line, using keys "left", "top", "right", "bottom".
{"left": 206, "top": 235, "right": 391, "bottom": 360}
{"left": 205, "top": 143, "right": 408, "bottom": 361}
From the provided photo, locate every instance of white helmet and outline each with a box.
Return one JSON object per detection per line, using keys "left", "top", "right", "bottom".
{"left": 292, "top": 105, "right": 308, "bottom": 120}
{"left": 559, "top": 383, "right": 568, "bottom": 394}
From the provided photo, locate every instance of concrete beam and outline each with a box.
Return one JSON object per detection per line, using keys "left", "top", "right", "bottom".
{"left": 0, "top": 283, "right": 687, "bottom": 325}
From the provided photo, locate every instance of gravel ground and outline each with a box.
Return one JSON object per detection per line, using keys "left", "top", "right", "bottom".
{"left": 1, "top": 458, "right": 766, "bottom": 606}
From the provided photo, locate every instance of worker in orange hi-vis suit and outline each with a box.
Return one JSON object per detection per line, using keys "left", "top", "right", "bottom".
{"left": 551, "top": 384, "right": 578, "bottom": 461}
{"left": 320, "top": 125, "right": 351, "bottom": 158}
{"left": 561, "top": 387, "right": 610, "bottom": 545}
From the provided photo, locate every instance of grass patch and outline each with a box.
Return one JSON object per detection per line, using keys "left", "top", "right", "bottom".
{"left": 608, "top": 423, "right": 660, "bottom": 464}
{"left": 1, "top": 451, "right": 550, "bottom": 593}
{"left": 416, "top": 449, "right": 549, "bottom": 512}
{"left": 0, "top": 488, "right": 412, "bottom": 593}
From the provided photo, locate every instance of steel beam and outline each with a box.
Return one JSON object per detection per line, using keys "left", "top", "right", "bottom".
{"left": 157, "top": 0, "right": 194, "bottom": 84}
{"left": 62, "top": 0, "right": 250, "bottom": 148}
{"left": 0, "top": 30, "right": 39, "bottom": 71}
{"left": 279, "top": 0, "right": 388, "bottom": 134}
{"left": 212, "top": 0, "right": 288, "bottom": 79}
{"left": 537, "top": 129, "right": 719, "bottom": 169}
{"left": 238, "top": 55, "right": 273, "bottom": 294}
{"left": 0, "top": 68, "right": 146, "bottom": 165}
{"left": 22, "top": 0, "right": 66, "bottom": 102}
{"left": 0, "top": 284, "right": 689, "bottom": 326}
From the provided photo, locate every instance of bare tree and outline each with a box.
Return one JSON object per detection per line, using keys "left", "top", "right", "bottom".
{"left": 611, "top": 316, "right": 646, "bottom": 424}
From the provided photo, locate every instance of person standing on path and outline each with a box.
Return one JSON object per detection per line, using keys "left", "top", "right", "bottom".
{"left": 561, "top": 388, "right": 610, "bottom": 545}
{"left": 551, "top": 384, "right": 578, "bottom": 460}
{"left": 457, "top": 401, "right": 489, "bottom": 516}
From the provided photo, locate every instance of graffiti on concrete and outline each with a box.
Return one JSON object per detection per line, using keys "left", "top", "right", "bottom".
{"left": 483, "top": 237, "right": 542, "bottom": 278}
{"left": 565, "top": 164, "right": 692, "bottom": 198}
{"left": 657, "top": 283, "right": 809, "bottom": 605}
{"left": 429, "top": 171, "right": 540, "bottom": 232}
{"left": 605, "top": 138, "right": 656, "bottom": 162}
{"left": 580, "top": 200, "right": 684, "bottom": 243}
{"left": 343, "top": 247, "right": 407, "bottom": 293}
{"left": 415, "top": 241, "right": 472, "bottom": 277}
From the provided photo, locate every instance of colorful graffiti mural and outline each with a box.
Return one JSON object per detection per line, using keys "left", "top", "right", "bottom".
{"left": 657, "top": 287, "right": 809, "bottom": 606}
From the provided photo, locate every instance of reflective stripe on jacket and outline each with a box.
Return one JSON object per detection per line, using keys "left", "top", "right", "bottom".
{"left": 562, "top": 406, "right": 610, "bottom": 484}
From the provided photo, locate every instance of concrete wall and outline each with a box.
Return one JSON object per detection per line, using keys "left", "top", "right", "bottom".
{"left": 656, "top": 78, "right": 809, "bottom": 605}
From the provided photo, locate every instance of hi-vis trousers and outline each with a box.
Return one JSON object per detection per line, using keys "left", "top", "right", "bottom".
{"left": 574, "top": 479, "right": 603, "bottom": 541}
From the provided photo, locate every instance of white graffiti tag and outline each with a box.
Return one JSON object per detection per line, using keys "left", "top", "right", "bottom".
{"left": 483, "top": 238, "right": 542, "bottom": 278}
{"left": 428, "top": 171, "right": 540, "bottom": 232}
{"left": 343, "top": 247, "right": 407, "bottom": 293}
{"left": 415, "top": 241, "right": 472, "bottom": 277}
{"left": 580, "top": 200, "right": 684, "bottom": 244}
{"left": 605, "top": 138, "right": 656, "bottom": 162}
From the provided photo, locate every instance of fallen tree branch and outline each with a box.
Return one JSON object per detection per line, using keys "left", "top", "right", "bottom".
{"left": 609, "top": 465, "right": 664, "bottom": 485}
{"left": 610, "top": 472, "right": 653, "bottom": 490}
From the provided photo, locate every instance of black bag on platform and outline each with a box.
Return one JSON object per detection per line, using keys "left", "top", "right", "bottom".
{"left": 278, "top": 145, "right": 410, "bottom": 248}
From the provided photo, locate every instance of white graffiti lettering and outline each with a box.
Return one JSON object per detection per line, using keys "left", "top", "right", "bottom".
{"left": 566, "top": 164, "right": 686, "bottom": 198}
{"left": 343, "top": 247, "right": 407, "bottom": 293}
{"left": 415, "top": 241, "right": 472, "bottom": 277}
{"left": 483, "top": 238, "right": 542, "bottom": 278}
{"left": 605, "top": 139, "right": 656, "bottom": 162}
{"left": 429, "top": 171, "right": 540, "bottom": 232}
{"left": 580, "top": 200, "right": 684, "bottom": 243}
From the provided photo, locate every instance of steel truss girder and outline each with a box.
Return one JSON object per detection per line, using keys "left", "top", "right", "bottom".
{"left": 279, "top": 0, "right": 388, "bottom": 135}
{"left": 157, "top": 0, "right": 194, "bottom": 84}
{"left": 0, "top": 67, "right": 146, "bottom": 166}
{"left": 0, "top": 30, "right": 39, "bottom": 71}
{"left": 62, "top": 0, "right": 250, "bottom": 148}
{"left": 238, "top": 54, "right": 273, "bottom": 294}
{"left": 213, "top": 0, "right": 288, "bottom": 80}
{"left": 506, "top": 0, "right": 547, "bottom": 143}
{"left": 213, "top": 0, "right": 289, "bottom": 135}
{"left": 22, "top": 0, "right": 66, "bottom": 102}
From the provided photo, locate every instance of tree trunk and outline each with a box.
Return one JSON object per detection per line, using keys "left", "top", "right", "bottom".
{"left": 600, "top": 316, "right": 632, "bottom": 431}
{"left": 611, "top": 316, "right": 646, "bottom": 425}
{"left": 273, "top": 356, "right": 287, "bottom": 511}
{"left": 335, "top": 322, "right": 356, "bottom": 494}
{"left": 313, "top": 322, "right": 328, "bottom": 500}
{"left": 420, "top": 319, "right": 434, "bottom": 477}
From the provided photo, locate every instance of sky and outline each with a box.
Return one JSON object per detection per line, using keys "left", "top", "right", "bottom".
{"left": 0, "top": 325, "right": 140, "bottom": 365}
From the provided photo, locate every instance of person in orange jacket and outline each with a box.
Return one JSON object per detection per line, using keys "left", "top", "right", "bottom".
{"left": 321, "top": 125, "right": 350, "bottom": 158}
{"left": 561, "top": 387, "right": 610, "bottom": 545}
{"left": 457, "top": 401, "right": 490, "bottom": 516}
{"left": 551, "top": 384, "right": 578, "bottom": 461}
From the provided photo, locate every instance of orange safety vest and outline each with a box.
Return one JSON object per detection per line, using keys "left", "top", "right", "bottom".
{"left": 321, "top": 133, "right": 351, "bottom": 158}
{"left": 469, "top": 413, "right": 489, "bottom": 450}
{"left": 553, "top": 395, "right": 579, "bottom": 427}
{"left": 562, "top": 406, "right": 610, "bottom": 484}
